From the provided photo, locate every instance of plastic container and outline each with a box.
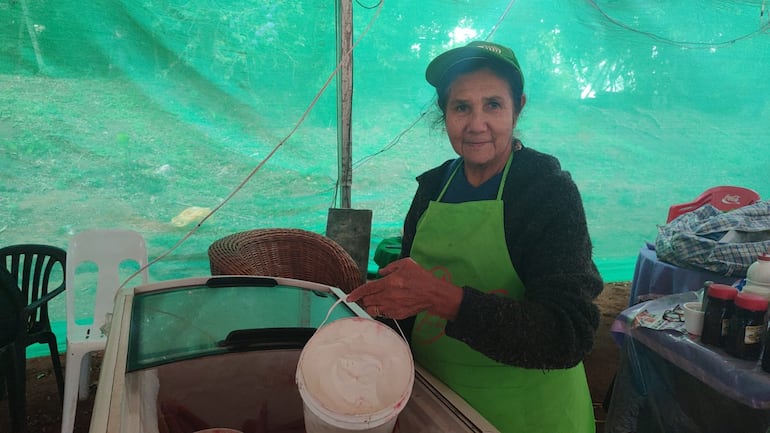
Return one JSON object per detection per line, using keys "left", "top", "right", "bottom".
{"left": 700, "top": 283, "right": 738, "bottom": 347}
{"left": 744, "top": 253, "right": 770, "bottom": 302}
{"left": 742, "top": 284, "right": 770, "bottom": 303}
{"left": 747, "top": 253, "right": 770, "bottom": 287}
{"left": 296, "top": 317, "right": 414, "bottom": 433}
{"left": 724, "top": 292, "right": 769, "bottom": 361}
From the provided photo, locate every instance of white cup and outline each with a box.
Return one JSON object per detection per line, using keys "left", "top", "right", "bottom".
{"left": 683, "top": 302, "right": 704, "bottom": 336}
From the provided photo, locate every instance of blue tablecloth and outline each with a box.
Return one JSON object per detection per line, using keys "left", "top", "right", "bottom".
{"left": 628, "top": 243, "right": 739, "bottom": 307}
{"left": 606, "top": 292, "right": 770, "bottom": 433}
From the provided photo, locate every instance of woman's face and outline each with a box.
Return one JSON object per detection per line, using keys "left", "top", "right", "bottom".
{"left": 445, "top": 68, "right": 519, "bottom": 184}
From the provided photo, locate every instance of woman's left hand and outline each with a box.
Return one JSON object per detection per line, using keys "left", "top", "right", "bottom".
{"left": 346, "top": 257, "right": 462, "bottom": 320}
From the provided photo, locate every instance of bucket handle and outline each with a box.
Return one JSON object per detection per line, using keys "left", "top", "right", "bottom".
{"left": 320, "top": 296, "right": 409, "bottom": 342}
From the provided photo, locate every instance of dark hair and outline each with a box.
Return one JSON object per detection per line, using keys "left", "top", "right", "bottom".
{"left": 435, "top": 58, "right": 524, "bottom": 119}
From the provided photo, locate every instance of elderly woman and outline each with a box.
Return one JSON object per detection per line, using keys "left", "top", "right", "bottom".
{"left": 347, "top": 41, "right": 602, "bottom": 433}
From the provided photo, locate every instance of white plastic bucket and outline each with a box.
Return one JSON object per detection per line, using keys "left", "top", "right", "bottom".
{"left": 193, "top": 429, "right": 243, "bottom": 433}
{"left": 296, "top": 317, "right": 414, "bottom": 433}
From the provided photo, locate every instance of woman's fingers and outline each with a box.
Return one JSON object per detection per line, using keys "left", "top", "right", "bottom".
{"left": 346, "top": 279, "right": 382, "bottom": 303}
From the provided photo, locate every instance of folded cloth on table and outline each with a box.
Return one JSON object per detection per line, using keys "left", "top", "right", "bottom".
{"left": 655, "top": 200, "right": 770, "bottom": 277}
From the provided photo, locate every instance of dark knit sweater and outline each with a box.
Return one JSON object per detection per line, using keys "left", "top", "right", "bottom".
{"left": 400, "top": 145, "right": 603, "bottom": 370}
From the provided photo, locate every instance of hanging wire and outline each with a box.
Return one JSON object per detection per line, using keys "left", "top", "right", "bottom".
{"left": 327, "top": 100, "right": 433, "bottom": 205}
{"left": 335, "top": 0, "right": 519, "bottom": 189}
{"left": 487, "top": 0, "right": 518, "bottom": 39}
{"left": 118, "top": 0, "right": 386, "bottom": 291}
{"left": 353, "top": 102, "right": 434, "bottom": 170}
{"left": 356, "top": 0, "right": 384, "bottom": 10}
{"left": 587, "top": 0, "right": 770, "bottom": 49}
{"left": 122, "top": 0, "right": 522, "bottom": 287}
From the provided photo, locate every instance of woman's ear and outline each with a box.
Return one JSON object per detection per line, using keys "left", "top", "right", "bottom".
{"left": 520, "top": 93, "right": 527, "bottom": 111}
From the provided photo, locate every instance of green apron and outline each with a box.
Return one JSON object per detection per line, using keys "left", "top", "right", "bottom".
{"left": 410, "top": 154, "right": 595, "bottom": 433}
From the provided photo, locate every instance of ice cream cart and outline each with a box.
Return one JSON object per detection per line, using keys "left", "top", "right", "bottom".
{"left": 88, "top": 275, "right": 500, "bottom": 433}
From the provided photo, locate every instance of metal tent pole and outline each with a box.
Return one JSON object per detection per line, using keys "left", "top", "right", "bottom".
{"left": 336, "top": 0, "right": 353, "bottom": 209}
{"left": 328, "top": 0, "right": 372, "bottom": 282}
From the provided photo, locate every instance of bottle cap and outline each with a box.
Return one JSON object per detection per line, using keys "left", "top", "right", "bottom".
{"left": 707, "top": 283, "right": 738, "bottom": 301}
{"left": 735, "top": 292, "right": 769, "bottom": 312}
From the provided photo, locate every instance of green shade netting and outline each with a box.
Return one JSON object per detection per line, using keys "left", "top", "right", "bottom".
{"left": 1, "top": 0, "right": 769, "bottom": 356}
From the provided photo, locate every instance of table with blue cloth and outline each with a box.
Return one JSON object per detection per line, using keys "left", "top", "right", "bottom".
{"left": 628, "top": 242, "right": 739, "bottom": 307}
{"left": 605, "top": 291, "right": 770, "bottom": 433}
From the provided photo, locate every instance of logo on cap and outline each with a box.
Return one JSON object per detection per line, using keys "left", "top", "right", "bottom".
{"left": 478, "top": 44, "right": 503, "bottom": 55}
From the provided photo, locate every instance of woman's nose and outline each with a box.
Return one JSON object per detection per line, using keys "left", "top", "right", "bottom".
{"left": 468, "top": 111, "right": 488, "bottom": 131}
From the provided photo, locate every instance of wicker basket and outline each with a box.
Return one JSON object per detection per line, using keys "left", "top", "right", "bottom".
{"left": 208, "top": 228, "right": 364, "bottom": 293}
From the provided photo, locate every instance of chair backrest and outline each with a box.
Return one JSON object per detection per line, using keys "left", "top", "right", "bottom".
{"left": 208, "top": 228, "right": 364, "bottom": 293}
{"left": 666, "top": 186, "right": 761, "bottom": 223}
{"left": 0, "top": 244, "right": 66, "bottom": 333}
{"left": 66, "top": 229, "right": 149, "bottom": 333}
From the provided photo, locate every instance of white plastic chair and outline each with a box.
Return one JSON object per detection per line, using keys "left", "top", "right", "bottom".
{"left": 61, "top": 229, "right": 149, "bottom": 433}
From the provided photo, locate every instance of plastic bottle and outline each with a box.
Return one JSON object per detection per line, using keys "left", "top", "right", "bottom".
{"left": 744, "top": 253, "right": 770, "bottom": 302}
{"left": 747, "top": 253, "right": 770, "bottom": 284}
{"left": 724, "top": 292, "right": 768, "bottom": 361}
{"left": 700, "top": 283, "right": 738, "bottom": 347}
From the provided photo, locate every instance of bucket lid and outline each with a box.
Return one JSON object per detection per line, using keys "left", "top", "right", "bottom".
{"left": 296, "top": 317, "right": 414, "bottom": 426}
{"left": 735, "top": 291, "right": 769, "bottom": 311}
{"left": 707, "top": 283, "right": 738, "bottom": 301}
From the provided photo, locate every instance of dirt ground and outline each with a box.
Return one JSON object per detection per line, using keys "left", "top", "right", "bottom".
{"left": 1, "top": 282, "right": 631, "bottom": 433}
{"left": 585, "top": 282, "right": 631, "bottom": 432}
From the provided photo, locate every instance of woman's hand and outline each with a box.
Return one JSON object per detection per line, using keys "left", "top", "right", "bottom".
{"left": 346, "top": 258, "right": 463, "bottom": 320}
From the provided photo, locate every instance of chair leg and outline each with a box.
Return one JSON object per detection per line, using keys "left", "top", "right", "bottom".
{"left": 0, "top": 357, "right": 6, "bottom": 400}
{"left": 3, "top": 343, "right": 27, "bottom": 433}
{"left": 61, "top": 349, "right": 88, "bottom": 433}
{"left": 79, "top": 353, "right": 91, "bottom": 400}
{"left": 45, "top": 334, "right": 65, "bottom": 401}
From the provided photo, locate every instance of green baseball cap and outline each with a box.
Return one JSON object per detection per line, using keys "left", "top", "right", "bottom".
{"left": 425, "top": 41, "right": 524, "bottom": 95}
